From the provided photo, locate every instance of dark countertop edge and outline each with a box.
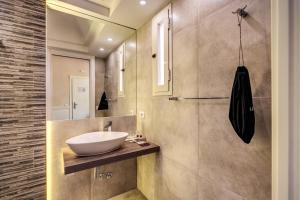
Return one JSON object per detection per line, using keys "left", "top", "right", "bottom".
{"left": 64, "top": 145, "right": 160, "bottom": 174}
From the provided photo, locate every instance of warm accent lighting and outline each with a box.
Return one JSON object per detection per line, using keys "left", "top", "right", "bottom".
{"left": 46, "top": 121, "right": 66, "bottom": 200}
{"left": 107, "top": 38, "right": 113, "bottom": 42}
{"left": 46, "top": 122, "right": 53, "bottom": 200}
{"left": 99, "top": 48, "right": 105, "bottom": 51}
{"left": 139, "top": 0, "right": 147, "bottom": 6}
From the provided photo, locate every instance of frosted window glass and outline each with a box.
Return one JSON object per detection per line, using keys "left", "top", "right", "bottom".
{"left": 119, "top": 50, "right": 124, "bottom": 93}
{"left": 157, "top": 22, "right": 165, "bottom": 86}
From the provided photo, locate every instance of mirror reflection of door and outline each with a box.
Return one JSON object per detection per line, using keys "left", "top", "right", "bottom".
{"left": 70, "top": 77, "right": 90, "bottom": 120}
{"left": 51, "top": 55, "right": 90, "bottom": 120}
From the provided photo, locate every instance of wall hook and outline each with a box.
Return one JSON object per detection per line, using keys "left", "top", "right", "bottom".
{"left": 232, "top": 5, "right": 248, "bottom": 18}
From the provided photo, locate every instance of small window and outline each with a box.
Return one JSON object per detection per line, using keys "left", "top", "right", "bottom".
{"left": 152, "top": 4, "right": 172, "bottom": 96}
{"left": 118, "top": 43, "right": 125, "bottom": 97}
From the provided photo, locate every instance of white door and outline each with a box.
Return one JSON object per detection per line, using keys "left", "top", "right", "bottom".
{"left": 71, "top": 77, "right": 90, "bottom": 120}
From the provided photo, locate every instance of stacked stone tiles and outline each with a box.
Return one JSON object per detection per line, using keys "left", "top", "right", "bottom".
{"left": 0, "top": 0, "right": 46, "bottom": 199}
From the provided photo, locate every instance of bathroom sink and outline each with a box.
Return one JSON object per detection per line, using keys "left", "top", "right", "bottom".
{"left": 66, "top": 131, "right": 128, "bottom": 156}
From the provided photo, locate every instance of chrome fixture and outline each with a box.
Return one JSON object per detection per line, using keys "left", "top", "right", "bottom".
{"left": 103, "top": 121, "right": 112, "bottom": 131}
{"left": 169, "top": 96, "right": 270, "bottom": 101}
{"left": 94, "top": 167, "right": 113, "bottom": 180}
{"left": 232, "top": 5, "right": 248, "bottom": 18}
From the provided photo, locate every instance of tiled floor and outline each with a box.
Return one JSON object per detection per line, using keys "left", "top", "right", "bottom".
{"left": 108, "top": 189, "right": 147, "bottom": 200}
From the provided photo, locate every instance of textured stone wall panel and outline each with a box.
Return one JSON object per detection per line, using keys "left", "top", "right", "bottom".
{"left": 0, "top": 0, "right": 46, "bottom": 199}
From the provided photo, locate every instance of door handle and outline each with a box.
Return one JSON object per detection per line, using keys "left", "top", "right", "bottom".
{"left": 73, "top": 102, "right": 78, "bottom": 109}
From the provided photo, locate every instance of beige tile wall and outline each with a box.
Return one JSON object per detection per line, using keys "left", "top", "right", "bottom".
{"left": 103, "top": 34, "right": 137, "bottom": 117}
{"left": 95, "top": 57, "right": 106, "bottom": 116}
{"left": 47, "top": 116, "right": 137, "bottom": 200}
{"left": 137, "top": 0, "right": 271, "bottom": 200}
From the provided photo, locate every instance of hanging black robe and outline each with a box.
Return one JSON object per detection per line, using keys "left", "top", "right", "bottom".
{"left": 98, "top": 92, "right": 108, "bottom": 110}
{"left": 229, "top": 66, "right": 255, "bottom": 144}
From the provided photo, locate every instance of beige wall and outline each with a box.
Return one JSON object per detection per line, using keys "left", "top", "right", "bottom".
{"left": 52, "top": 55, "right": 89, "bottom": 107}
{"left": 137, "top": 0, "right": 271, "bottom": 200}
{"left": 47, "top": 116, "right": 137, "bottom": 200}
{"left": 102, "top": 34, "right": 137, "bottom": 117}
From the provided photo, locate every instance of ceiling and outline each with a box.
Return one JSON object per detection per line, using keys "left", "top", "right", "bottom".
{"left": 87, "top": 0, "right": 112, "bottom": 8}
{"left": 46, "top": 0, "right": 170, "bottom": 58}
{"left": 53, "top": 0, "right": 171, "bottom": 29}
{"left": 102, "top": 0, "right": 171, "bottom": 29}
{"left": 47, "top": 9, "right": 135, "bottom": 58}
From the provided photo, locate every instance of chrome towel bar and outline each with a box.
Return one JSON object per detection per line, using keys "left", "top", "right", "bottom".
{"left": 169, "top": 96, "right": 270, "bottom": 101}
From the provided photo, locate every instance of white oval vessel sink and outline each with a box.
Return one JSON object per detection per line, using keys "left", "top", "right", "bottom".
{"left": 66, "top": 131, "right": 128, "bottom": 156}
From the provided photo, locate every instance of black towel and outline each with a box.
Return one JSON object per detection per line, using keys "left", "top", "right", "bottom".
{"left": 98, "top": 92, "right": 108, "bottom": 110}
{"left": 229, "top": 66, "right": 255, "bottom": 144}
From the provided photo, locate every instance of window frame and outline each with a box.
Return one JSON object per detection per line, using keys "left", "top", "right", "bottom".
{"left": 118, "top": 43, "right": 125, "bottom": 97}
{"left": 152, "top": 4, "right": 173, "bottom": 96}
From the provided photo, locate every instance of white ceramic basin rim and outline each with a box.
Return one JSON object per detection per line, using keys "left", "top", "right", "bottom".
{"left": 66, "top": 131, "right": 128, "bottom": 156}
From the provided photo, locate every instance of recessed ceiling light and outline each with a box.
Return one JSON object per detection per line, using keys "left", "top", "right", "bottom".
{"left": 99, "top": 48, "right": 105, "bottom": 51}
{"left": 139, "top": 0, "right": 146, "bottom": 6}
{"left": 107, "top": 38, "right": 113, "bottom": 42}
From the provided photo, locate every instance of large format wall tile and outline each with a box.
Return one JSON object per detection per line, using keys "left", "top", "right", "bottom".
{"left": 196, "top": 1, "right": 271, "bottom": 198}
{"left": 92, "top": 159, "right": 137, "bottom": 200}
{"left": 107, "top": 189, "right": 147, "bottom": 200}
{"left": 154, "top": 157, "right": 198, "bottom": 200}
{"left": 105, "top": 34, "right": 137, "bottom": 117}
{"left": 198, "top": 101, "right": 271, "bottom": 200}
{"left": 151, "top": 99, "right": 199, "bottom": 173}
{"left": 0, "top": 0, "right": 46, "bottom": 199}
{"left": 172, "top": 25, "right": 198, "bottom": 97}
{"left": 137, "top": 0, "right": 271, "bottom": 199}
{"left": 197, "top": 177, "right": 243, "bottom": 200}
{"left": 172, "top": 0, "right": 198, "bottom": 33}
{"left": 47, "top": 118, "right": 101, "bottom": 200}
{"left": 47, "top": 116, "right": 137, "bottom": 200}
{"left": 197, "top": 0, "right": 271, "bottom": 98}
{"left": 137, "top": 18, "right": 200, "bottom": 199}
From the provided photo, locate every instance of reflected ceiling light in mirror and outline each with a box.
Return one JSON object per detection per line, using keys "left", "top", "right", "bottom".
{"left": 99, "top": 48, "right": 105, "bottom": 51}
{"left": 139, "top": 0, "right": 147, "bottom": 6}
{"left": 172, "top": 14, "right": 178, "bottom": 23}
{"left": 107, "top": 38, "right": 113, "bottom": 42}
{"left": 129, "top": 42, "right": 136, "bottom": 48}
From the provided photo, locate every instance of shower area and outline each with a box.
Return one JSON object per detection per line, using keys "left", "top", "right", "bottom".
{"left": 136, "top": 0, "right": 271, "bottom": 199}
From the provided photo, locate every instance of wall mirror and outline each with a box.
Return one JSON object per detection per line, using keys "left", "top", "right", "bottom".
{"left": 46, "top": 2, "right": 137, "bottom": 121}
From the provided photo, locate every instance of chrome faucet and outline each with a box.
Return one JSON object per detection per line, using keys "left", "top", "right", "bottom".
{"left": 103, "top": 121, "right": 112, "bottom": 132}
